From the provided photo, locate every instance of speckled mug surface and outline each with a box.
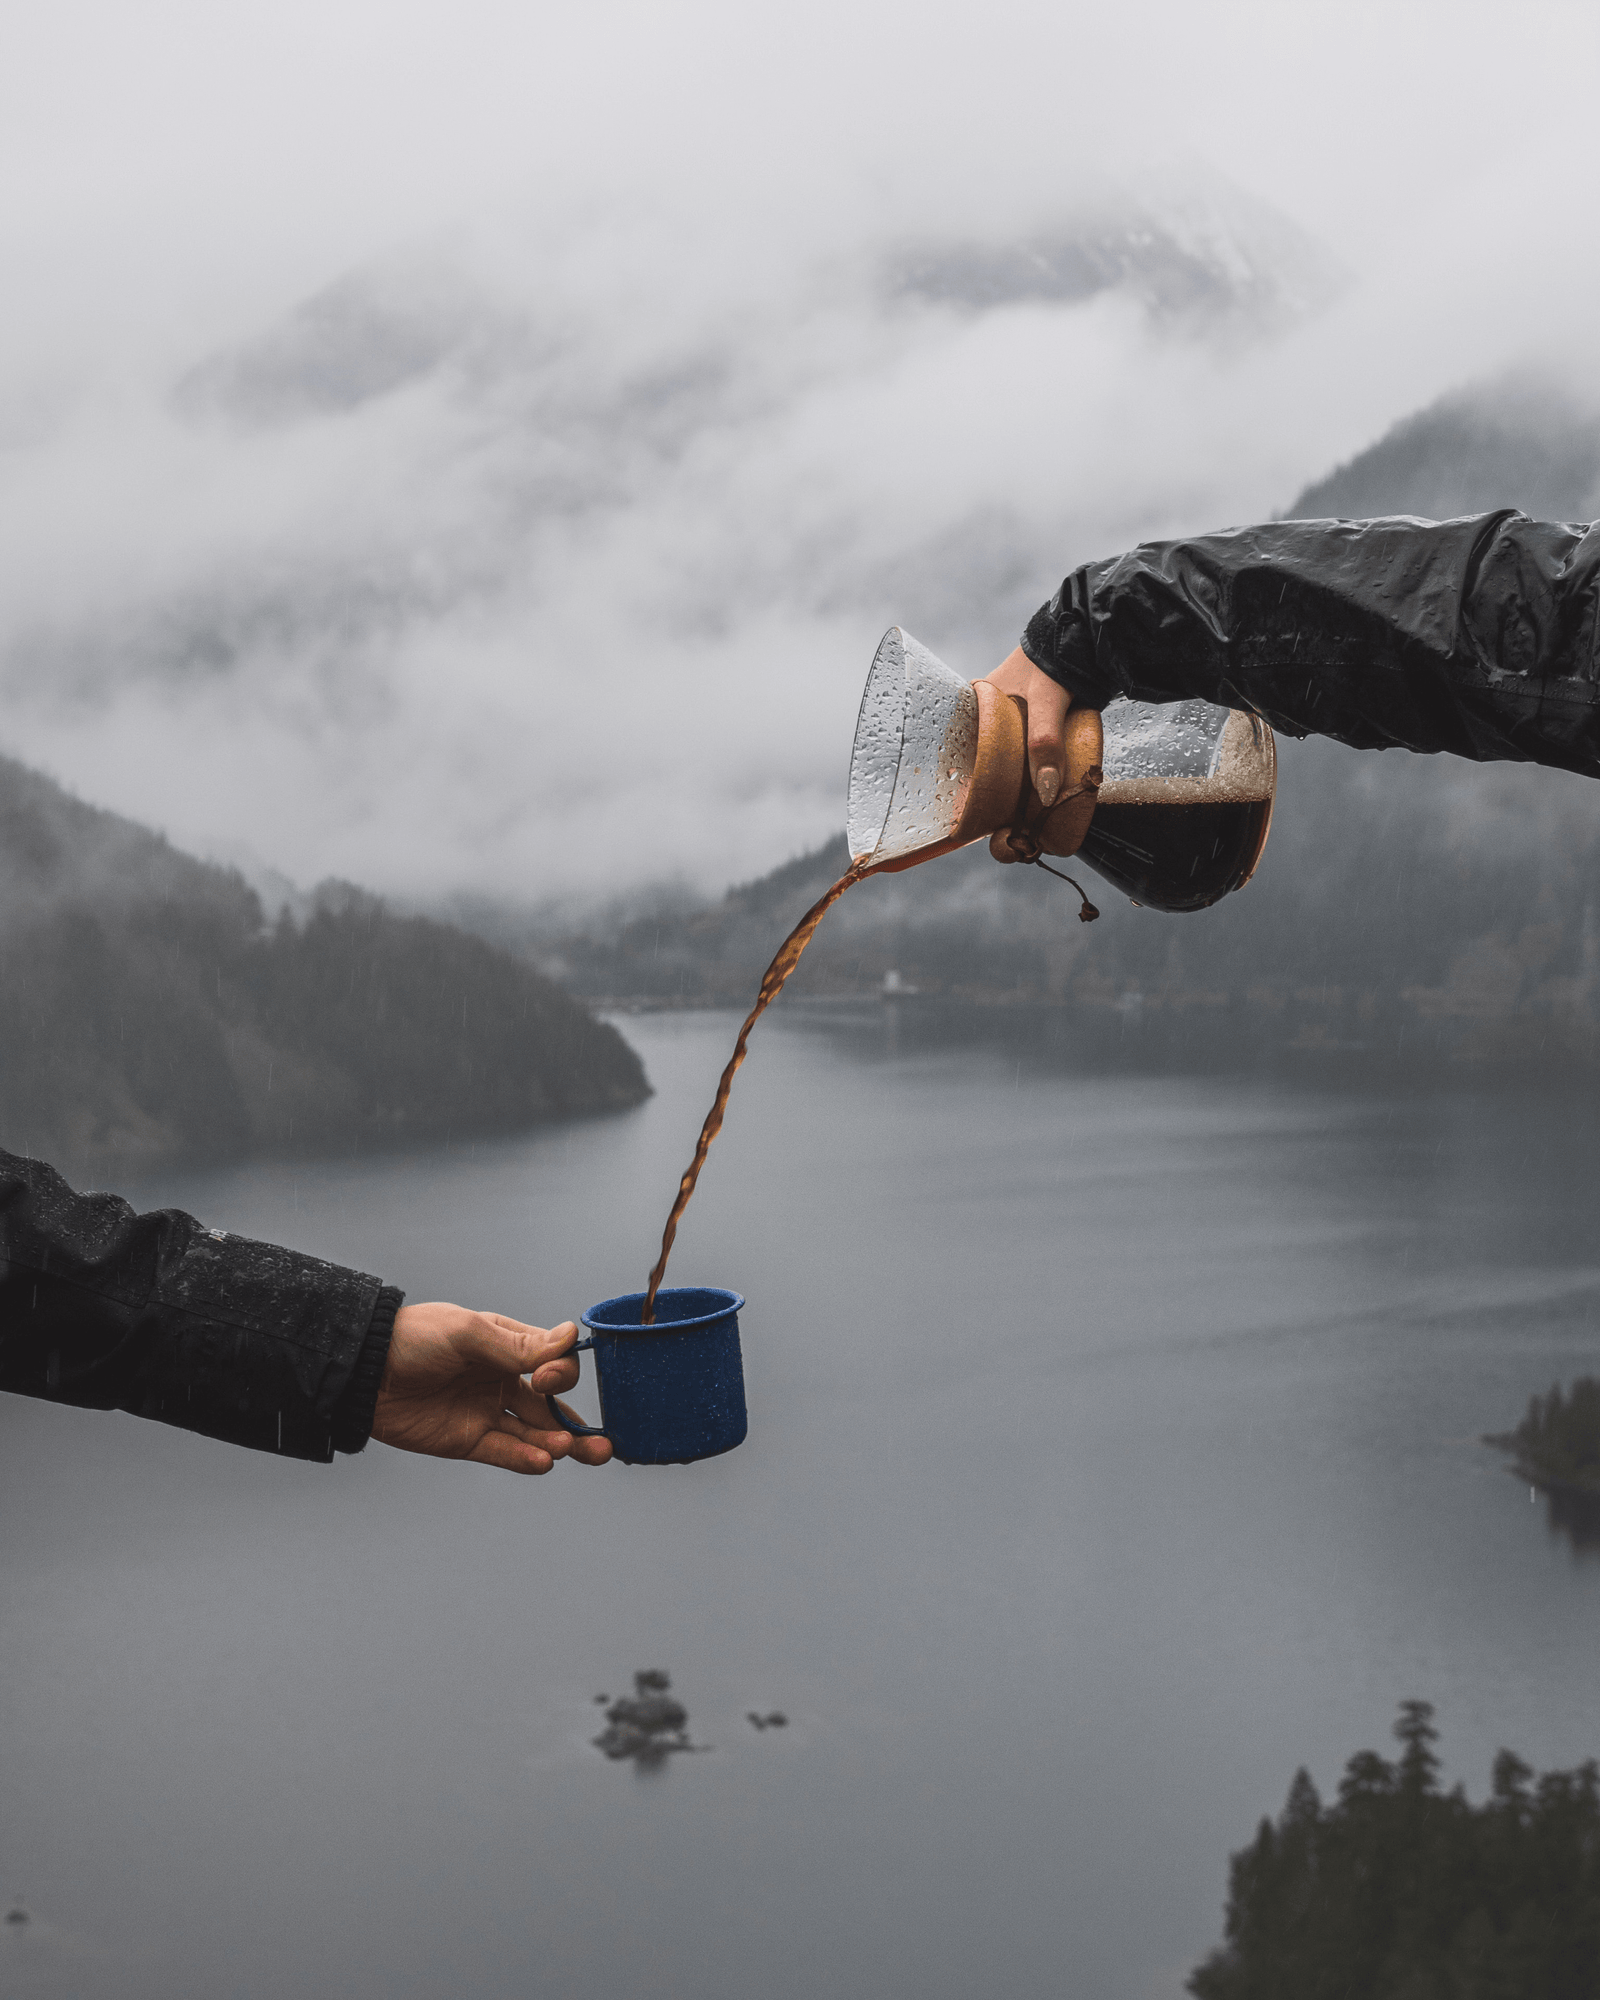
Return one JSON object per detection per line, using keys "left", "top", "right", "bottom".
{"left": 566, "top": 1287, "right": 747, "bottom": 1465}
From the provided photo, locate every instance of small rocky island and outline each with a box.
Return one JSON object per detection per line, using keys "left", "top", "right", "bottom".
{"left": 1487, "top": 1376, "right": 1600, "bottom": 1498}
{"left": 590, "top": 1672, "right": 790, "bottom": 1766}
{"left": 592, "top": 1670, "right": 700, "bottom": 1767}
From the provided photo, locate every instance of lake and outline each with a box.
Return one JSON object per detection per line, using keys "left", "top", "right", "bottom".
{"left": 4, "top": 1004, "right": 1600, "bottom": 1999}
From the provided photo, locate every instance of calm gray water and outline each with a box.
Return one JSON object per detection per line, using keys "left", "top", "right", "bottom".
{"left": 5, "top": 1006, "right": 1600, "bottom": 1999}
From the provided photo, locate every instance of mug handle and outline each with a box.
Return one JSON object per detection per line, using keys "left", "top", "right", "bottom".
{"left": 547, "top": 1333, "right": 608, "bottom": 1439}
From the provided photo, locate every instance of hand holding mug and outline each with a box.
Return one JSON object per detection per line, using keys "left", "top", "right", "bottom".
{"left": 371, "top": 1303, "right": 613, "bottom": 1475}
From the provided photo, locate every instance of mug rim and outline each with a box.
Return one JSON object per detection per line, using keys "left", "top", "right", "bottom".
{"left": 580, "top": 1286, "right": 745, "bottom": 1336}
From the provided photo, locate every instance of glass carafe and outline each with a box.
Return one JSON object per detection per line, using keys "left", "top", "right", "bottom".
{"left": 847, "top": 628, "right": 1275, "bottom": 909}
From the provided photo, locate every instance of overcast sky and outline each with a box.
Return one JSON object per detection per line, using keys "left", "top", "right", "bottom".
{"left": 2, "top": 0, "right": 1599, "bottom": 907}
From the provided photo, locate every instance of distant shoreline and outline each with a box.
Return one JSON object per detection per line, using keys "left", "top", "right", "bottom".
{"left": 1486, "top": 1452, "right": 1600, "bottom": 1505}
{"left": 592, "top": 993, "right": 1600, "bottom": 1099}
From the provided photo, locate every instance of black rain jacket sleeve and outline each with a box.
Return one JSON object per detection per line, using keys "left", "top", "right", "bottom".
{"left": 1021, "top": 510, "right": 1600, "bottom": 778}
{"left": 0, "top": 1149, "right": 402, "bottom": 1462}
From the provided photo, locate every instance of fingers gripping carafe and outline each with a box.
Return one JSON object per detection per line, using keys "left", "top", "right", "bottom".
{"left": 846, "top": 628, "right": 1275, "bottom": 909}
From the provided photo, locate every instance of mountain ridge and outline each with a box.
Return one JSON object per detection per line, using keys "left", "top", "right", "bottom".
{"left": 1286, "top": 373, "right": 1600, "bottom": 523}
{"left": 0, "top": 754, "right": 649, "bottom": 1171}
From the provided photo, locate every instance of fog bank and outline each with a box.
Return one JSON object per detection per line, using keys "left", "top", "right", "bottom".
{"left": 4, "top": 0, "right": 1600, "bottom": 906}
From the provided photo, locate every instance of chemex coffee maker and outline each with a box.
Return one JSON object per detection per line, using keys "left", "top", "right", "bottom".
{"left": 847, "top": 628, "right": 1276, "bottom": 911}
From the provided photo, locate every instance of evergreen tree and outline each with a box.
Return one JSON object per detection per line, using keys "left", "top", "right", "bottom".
{"left": 1500, "top": 1379, "right": 1600, "bottom": 1495}
{"left": 1190, "top": 1704, "right": 1600, "bottom": 1999}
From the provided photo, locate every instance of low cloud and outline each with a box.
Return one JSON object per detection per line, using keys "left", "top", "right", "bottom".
{"left": 3, "top": 0, "right": 1600, "bottom": 908}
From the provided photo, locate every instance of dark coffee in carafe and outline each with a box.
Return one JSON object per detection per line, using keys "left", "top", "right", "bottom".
{"left": 1078, "top": 797, "right": 1273, "bottom": 913}
{"left": 1075, "top": 700, "right": 1275, "bottom": 913}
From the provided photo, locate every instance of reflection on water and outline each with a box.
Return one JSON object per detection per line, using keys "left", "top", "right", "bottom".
{"left": 4, "top": 1005, "right": 1600, "bottom": 2000}
{"left": 1540, "top": 1483, "right": 1600, "bottom": 1557}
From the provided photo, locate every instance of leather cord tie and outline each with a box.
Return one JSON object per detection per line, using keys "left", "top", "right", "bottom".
{"left": 1033, "top": 858, "right": 1100, "bottom": 922}
{"left": 1000, "top": 776, "right": 1102, "bottom": 923}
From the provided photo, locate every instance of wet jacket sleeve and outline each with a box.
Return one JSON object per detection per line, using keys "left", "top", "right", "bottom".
{"left": 0, "top": 1149, "right": 402, "bottom": 1462}
{"left": 1021, "top": 510, "right": 1600, "bottom": 779}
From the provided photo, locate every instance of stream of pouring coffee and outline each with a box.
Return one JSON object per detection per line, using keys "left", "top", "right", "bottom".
{"left": 642, "top": 860, "right": 867, "bottom": 1322}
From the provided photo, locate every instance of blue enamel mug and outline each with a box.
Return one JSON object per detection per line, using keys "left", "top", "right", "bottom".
{"left": 561, "top": 1287, "right": 748, "bottom": 1466}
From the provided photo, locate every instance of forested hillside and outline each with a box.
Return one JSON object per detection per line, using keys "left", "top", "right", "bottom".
{"left": 1289, "top": 373, "right": 1600, "bottom": 524}
{"left": 1189, "top": 1704, "right": 1600, "bottom": 2000}
{"left": 544, "top": 785, "right": 1600, "bottom": 1080}
{"left": 0, "top": 756, "right": 647, "bottom": 1168}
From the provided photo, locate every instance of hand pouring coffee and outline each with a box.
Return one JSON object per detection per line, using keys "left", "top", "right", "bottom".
{"left": 563, "top": 630, "right": 1277, "bottom": 1464}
